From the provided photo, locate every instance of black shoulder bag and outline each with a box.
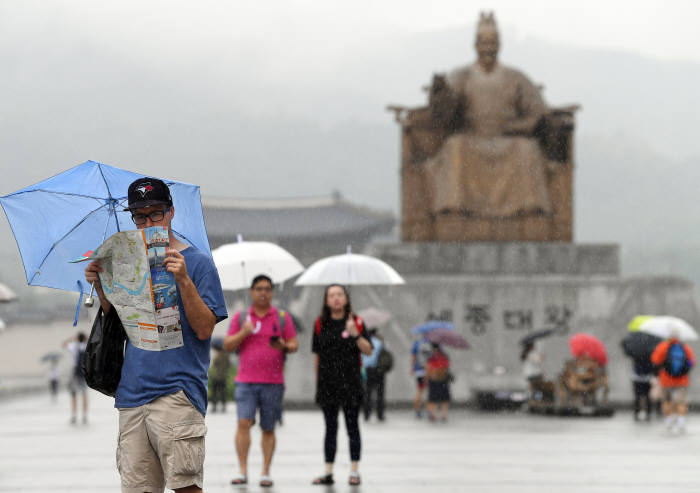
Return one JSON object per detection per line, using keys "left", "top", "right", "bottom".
{"left": 81, "top": 307, "right": 126, "bottom": 397}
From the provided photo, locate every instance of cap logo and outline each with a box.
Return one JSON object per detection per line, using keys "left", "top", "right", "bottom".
{"left": 135, "top": 183, "right": 154, "bottom": 198}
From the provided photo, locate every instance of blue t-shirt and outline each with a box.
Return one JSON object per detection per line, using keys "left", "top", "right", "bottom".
{"left": 411, "top": 338, "right": 432, "bottom": 374}
{"left": 115, "top": 246, "right": 228, "bottom": 415}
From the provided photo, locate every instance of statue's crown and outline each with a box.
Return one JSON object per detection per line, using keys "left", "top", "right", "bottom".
{"left": 477, "top": 11, "right": 498, "bottom": 33}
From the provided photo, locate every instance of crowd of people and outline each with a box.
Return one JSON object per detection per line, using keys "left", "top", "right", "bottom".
{"left": 60, "top": 176, "right": 693, "bottom": 493}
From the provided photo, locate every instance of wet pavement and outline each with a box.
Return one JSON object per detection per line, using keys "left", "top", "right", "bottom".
{"left": 0, "top": 390, "right": 699, "bottom": 492}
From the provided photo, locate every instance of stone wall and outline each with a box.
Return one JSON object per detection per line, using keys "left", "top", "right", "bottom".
{"left": 277, "top": 243, "right": 700, "bottom": 406}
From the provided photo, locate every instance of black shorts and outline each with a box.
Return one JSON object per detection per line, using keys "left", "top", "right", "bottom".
{"left": 428, "top": 380, "right": 450, "bottom": 403}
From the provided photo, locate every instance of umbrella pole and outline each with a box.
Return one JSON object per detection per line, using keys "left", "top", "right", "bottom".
{"left": 84, "top": 206, "right": 114, "bottom": 307}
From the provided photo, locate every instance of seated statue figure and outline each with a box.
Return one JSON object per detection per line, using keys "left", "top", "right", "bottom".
{"left": 425, "top": 12, "right": 552, "bottom": 219}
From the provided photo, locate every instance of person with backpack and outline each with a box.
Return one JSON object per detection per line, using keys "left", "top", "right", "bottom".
{"left": 361, "top": 328, "right": 390, "bottom": 422}
{"left": 223, "top": 274, "right": 298, "bottom": 488}
{"left": 650, "top": 327, "right": 695, "bottom": 433}
{"left": 425, "top": 343, "right": 451, "bottom": 422}
{"left": 311, "top": 284, "right": 373, "bottom": 487}
{"left": 62, "top": 331, "right": 88, "bottom": 424}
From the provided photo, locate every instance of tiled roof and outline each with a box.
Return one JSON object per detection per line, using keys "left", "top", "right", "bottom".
{"left": 203, "top": 194, "right": 395, "bottom": 240}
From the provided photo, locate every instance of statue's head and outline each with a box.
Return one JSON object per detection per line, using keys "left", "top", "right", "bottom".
{"left": 475, "top": 11, "right": 499, "bottom": 71}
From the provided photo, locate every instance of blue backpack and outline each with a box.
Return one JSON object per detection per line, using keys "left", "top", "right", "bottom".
{"left": 664, "top": 342, "right": 691, "bottom": 377}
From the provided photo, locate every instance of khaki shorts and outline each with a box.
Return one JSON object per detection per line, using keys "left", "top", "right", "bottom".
{"left": 662, "top": 387, "right": 688, "bottom": 404}
{"left": 117, "top": 390, "right": 207, "bottom": 493}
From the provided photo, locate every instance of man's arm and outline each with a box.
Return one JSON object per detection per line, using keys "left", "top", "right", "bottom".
{"left": 84, "top": 260, "right": 113, "bottom": 314}
{"left": 223, "top": 322, "right": 253, "bottom": 351}
{"left": 163, "top": 248, "right": 216, "bottom": 340}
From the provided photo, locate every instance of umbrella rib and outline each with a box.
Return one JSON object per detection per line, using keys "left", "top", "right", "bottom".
{"left": 2, "top": 189, "right": 121, "bottom": 201}
{"left": 97, "top": 163, "right": 120, "bottom": 233}
{"left": 29, "top": 202, "right": 112, "bottom": 284}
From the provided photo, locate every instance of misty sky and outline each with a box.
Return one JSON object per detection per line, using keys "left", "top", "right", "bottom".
{"left": 1, "top": 0, "right": 697, "bottom": 195}
{"left": 1, "top": 0, "right": 699, "bottom": 243}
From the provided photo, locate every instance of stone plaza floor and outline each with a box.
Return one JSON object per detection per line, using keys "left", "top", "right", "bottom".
{"left": 0, "top": 390, "right": 699, "bottom": 492}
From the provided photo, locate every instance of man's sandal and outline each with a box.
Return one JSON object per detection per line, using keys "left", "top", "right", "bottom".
{"left": 260, "top": 475, "right": 274, "bottom": 488}
{"left": 230, "top": 473, "right": 247, "bottom": 485}
{"left": 312, "top": 474, "right": 334, "bottom": 485}
{"left": 349, "top": 472, "right": 361, "bottom": 486}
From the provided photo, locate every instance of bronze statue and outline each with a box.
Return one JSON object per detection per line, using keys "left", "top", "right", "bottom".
{"left": 389, "top": 12, "right": 577, "bottom": 242}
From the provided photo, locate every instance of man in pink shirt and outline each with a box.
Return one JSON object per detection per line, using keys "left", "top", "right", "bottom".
{"left": 223, "top": 274, "right": 298, "bottom": 488}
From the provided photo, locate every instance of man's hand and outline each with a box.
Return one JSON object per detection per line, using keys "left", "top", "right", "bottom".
{"left": 163, "top": 248, "right": 189, "bottom": 283}
{"left": 240, "top": 316, "right": 255, "bottom": 336}
{"left": 84, "top": 259, "right": 112, "bottom": 313}
{"left": 84, "top": 260, "right": 103, "bottom": 290}
{"left": 269, "top": 337, "right": 287, "bottom": 352}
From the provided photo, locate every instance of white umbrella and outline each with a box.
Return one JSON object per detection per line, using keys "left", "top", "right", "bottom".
{"left": 212, "top": 240, "right": 304, "bottom": 291}
{"left": 295, "top": 250, "right": 405, "bottom": 286}
{"left": 0, "top": 283, "right": 17, "bottom": 302}
{"left": 639, "top": 316, "right": 698, "bottom": 342}
{"left": 358, "top": 307, "right": 392, "bottom": 328}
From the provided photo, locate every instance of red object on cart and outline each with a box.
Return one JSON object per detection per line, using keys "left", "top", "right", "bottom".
{"left": 569, "top": 333, "right": 608, "bottom": 366}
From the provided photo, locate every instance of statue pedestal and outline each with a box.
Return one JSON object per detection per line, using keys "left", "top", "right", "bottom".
{"left": 367, "top": 242, "right": 619, "bottom": 276}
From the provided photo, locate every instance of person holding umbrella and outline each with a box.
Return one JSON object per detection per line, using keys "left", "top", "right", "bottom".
{"left": 311, "top": 284, "right": 373, "bottom": 486}
{"left": 650, "top": 327, "right": 695, "bottom": 433}
{"left": 621, "top": 326, "right": 661, "bottom": 422}
{"left": 425, "top": 343, "right": 451, "bottom": 422}
{"left": 84, "top": 177, "right": 228, "bottom": 493}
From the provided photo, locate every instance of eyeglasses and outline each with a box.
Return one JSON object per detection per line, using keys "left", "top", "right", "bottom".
{"left": 131, "top": 208, "right": 170, "bottom": 225}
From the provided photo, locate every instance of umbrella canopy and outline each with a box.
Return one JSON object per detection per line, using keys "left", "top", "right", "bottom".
{"left": 519, "top": 328, "right": 555, "bottom": 346}
{"left": 412, "top": 320, "right": 457, "bottom": 335}
{"left": 212, "top": 241, "right": 304, "bottom": 291}
{"left": 295, "top": 251, "right": 405, "bottom": 286}
{"left": 0, "top": 283, "right": 17, "bottom": 302}
{"left": 569, "top": 333, "right": 607, "bottom": 366}
{"left": 426, "top": 328, "right": 469, "bottom": 349}
{"left": 621, "top": 332, "right": 663, "bottom": 362}
{"left": 358, "top": 307, "right": 392, "bottom": 328}
{"left": 0, "top": 160, "right": 211, "bottom": 295}
{"left": 628, "top": 315, "right": 654, "bottom": 332}
{"left": 638, "top": 316, "right": 698, "bottom": 341}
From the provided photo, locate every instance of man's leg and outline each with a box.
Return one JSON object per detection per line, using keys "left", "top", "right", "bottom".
{"left": 675, "top": 388, "right": 688, "bottom": 431}
{"left": 233, "top": 383, "right": 257, "bottom": 479}
{"left": 413, "top": 377, "right": 425, "bottom": 417}
{"left": 261, "top": 430, "right": 276, "bottom": 476}
{"left": 376, "top": 373, "right": 386, "bottom": 420}
{"left": 258, "top": 384, "right": 284, "bottom": 480}
{"left": 118, "top": 404, "right": 165, "bottom": 492}
{"left": 236, "top": 419, "right": 254, "bottom": 476}
{"left": 661, "top": 388, "right": 676, "bottom": 429}
{"left": 364, "top": 369, "right": 376, "bottom": 420}
{"left": 81, "top": 390, "right": 89, "bottom": 423}
{"left": 70, "top": 391, "right": 77, "bottom": 423}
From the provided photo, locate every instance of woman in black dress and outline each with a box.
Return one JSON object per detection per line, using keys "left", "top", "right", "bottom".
{"left": 311, "top": 284, "right": 373, "bottom": 486}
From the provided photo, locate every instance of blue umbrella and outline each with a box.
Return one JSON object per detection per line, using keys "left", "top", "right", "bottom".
{"left": 0, "top": 160, "right": 211, "bottom": 296}
{"left": 412, "top": 320, "right": 457, "bottom": 335}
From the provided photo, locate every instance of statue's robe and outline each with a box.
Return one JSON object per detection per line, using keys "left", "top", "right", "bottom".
{"left": 425, "top": 63, "right": 552, "bottom": 218}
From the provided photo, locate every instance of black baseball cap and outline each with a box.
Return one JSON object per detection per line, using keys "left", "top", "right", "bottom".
{"left": 124, "top": 177, "right": 173, "bottom": 211}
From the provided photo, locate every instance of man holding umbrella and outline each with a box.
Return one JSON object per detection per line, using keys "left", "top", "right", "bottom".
{"left": 85, "top": 177, "right": 228, "bottom": 493}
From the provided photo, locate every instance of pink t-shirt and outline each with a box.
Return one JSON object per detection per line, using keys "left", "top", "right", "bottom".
{"left": 227, "top": 306, "right": 296, "bottom": 384}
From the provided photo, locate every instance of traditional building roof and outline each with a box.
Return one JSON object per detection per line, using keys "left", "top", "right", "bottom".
{"left": 203, "top": 192, "right": 395, "bottom": 248}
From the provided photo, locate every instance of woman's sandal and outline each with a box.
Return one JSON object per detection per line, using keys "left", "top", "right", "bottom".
{"left": 312, "top": 474, "right": 334, "bottom": 485}
{"left": 349, "top": 472, "right": 361, "bottom": 486}
{"left": 230, "top": 473, "right": 247, "bottom": 485}
{"left": 259, "top": 475, "right": 274, "bottom": 488}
